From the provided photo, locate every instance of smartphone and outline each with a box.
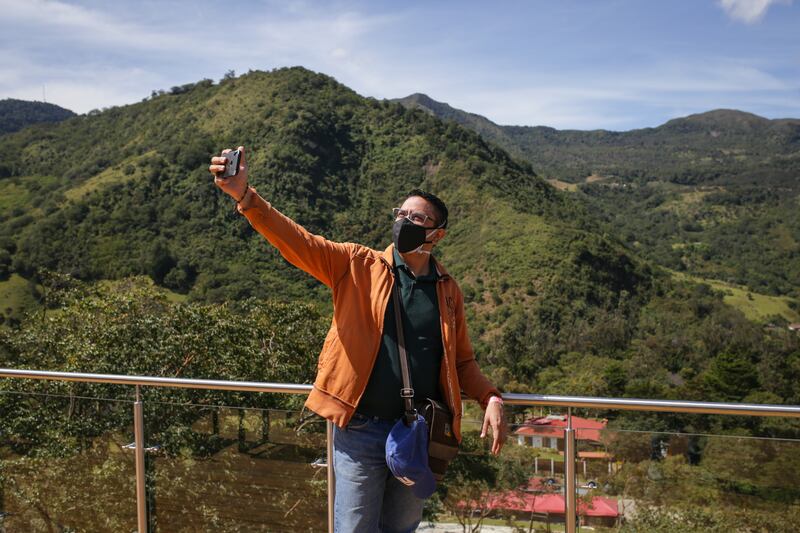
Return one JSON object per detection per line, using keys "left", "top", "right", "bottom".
{"left": 222, "top": 149, "right": 241, "bottom": 178}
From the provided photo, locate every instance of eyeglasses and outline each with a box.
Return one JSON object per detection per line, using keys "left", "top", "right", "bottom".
{"left": 392, "top": 208, "right": 435, "bottom": 226}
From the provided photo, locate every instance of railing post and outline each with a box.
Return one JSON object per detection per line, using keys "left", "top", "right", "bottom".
{"left": 134, "top": 385, "right": 148, "bottom": 533}
{"left": 564, "top": 407, "right": 577, "bottom": 533}
{"left": 326, "top": 420, "right": 335, "bottom": 533}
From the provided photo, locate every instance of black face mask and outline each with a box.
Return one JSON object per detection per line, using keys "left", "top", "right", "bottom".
{"left": 393, "top": 218, "right": 437, "bottom": 253}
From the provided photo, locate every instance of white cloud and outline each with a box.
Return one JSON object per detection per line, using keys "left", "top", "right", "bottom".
{"left": 0, "top": 58, "right": 166, "bottom": 113}
{"left": 0, "top": 0, "right": 187, "bottom": 51}
{"left": 428, "top": 59, "right": 799, "bottom": 129}
{"left": 1, "top": 1, "right": 797, "bottom": 129}
{"left": 7, "top": 80, "right": 145, "bottom": 113}
{"left": 0, "top": 1, "right": 399, "bottom": 112}
{"left": 717, "top": 0, "right": 791, "bottom": 24}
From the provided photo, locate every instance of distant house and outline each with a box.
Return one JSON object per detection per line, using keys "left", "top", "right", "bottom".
{"left": 788, "top": 323, "right": 800, "bottom": 332}
{"left": 514, "top": 414, "right": 607, "bottom": 452}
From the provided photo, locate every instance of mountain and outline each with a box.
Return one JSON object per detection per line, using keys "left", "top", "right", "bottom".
{"left": 0, "top": 68, "right": 655, "bottom": 373}
{"left": 395, "top": 95, "right": 800, "bottom": 299}
{"left": 1, "top": 73, "right": 798, "bottom": 533}
{"left": 395, "top": 93, "right": 508, "bottom": 141}
{"left": 0, "top": 68, "right": 796, "bottom": 409}
{"left": 395, "top": 95, "right": 800, "bottom": 186}
{"left": 0, "top": 99, "right": 76, "bottom": 136}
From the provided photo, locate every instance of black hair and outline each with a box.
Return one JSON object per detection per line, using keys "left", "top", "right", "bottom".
{"left": 405, "top": 188, "right": 449, "bottom": 228}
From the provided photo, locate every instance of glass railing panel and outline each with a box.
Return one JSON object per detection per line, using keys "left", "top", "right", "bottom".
{"left": 596, "top": 427, "right": 800, "bottom": 532}
{"left": 143, "top": 399, "right": 327, "bottom": 532}
{"left": 421, "top": 407, "right": 565, "bottom": 532}
{"left": 0, "top": 387, "right": 137, "bottom": 532}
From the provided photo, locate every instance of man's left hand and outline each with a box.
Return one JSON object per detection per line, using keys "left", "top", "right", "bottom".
{"left": 480, "top": 399, "right": 507, "bottom": 455}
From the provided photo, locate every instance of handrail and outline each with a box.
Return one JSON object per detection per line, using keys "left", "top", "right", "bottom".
{"left": 501, "top": 392, "right": 800, "bottom": 417}
{"left": 0, "top": 368, "right": 312, "bottom": 394}
{"left": 3, "top": 367, "right": 800, "bottom": 533}
{"left": 2, "top": 368, "right": 799, "bottom": 417}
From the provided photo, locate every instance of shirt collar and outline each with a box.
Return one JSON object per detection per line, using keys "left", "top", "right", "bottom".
{"left": 392, "top": 248, "right": 438, "bottom": 281}
{"left": 382, "top": 244, "right": 450, "bottom": 280}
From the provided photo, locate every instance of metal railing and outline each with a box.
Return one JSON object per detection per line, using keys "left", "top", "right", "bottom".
{"left": 2, "top": 367, "right": 800, "bottom": 533}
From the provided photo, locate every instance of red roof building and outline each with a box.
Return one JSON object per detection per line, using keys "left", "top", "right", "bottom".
{"left": 515, "top": 414, "right": 608, "bottom": 450}
{"left": 459, "top": 491, "right": 619, "bottom": 526}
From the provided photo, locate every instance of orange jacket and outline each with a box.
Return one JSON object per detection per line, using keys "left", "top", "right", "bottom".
{"left": 240, "top": 192, "right": 500, "bottom": 441}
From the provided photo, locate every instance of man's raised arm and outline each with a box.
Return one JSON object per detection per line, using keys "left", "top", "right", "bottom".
{"left": 210, "top": 146, "right": 352, "bottom": 288}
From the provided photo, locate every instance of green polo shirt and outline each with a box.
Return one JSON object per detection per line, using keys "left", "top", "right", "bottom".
{"left": 356, "top": 249, "right": 443, "bottom": 419}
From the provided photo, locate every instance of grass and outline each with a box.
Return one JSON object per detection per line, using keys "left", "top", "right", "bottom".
{"left": 62, "top": 153, "right": 154, "bottom": 202}
{"left": 670, "top": 242, "right": 705, "bottom": 250}
{"left": 163, "top": 289, "right": 189, "bottom": 303}
{"left": 671, "top": 271, "right": 800, "bottom": 323}
{"left": 0, "top": 273, "right": 41, "bottom": 325}
{"left": 0, "top": 174, "right": 61, "bottom": 212}
{"left": 654, "top": 186, "right": 726, "bottom": 219}
{"left": 769, "top": 223, "right": 798, "bottom": 252}
{"left": 0, "top": 275, "right": 187, "bottom": 329}
{"left": 0, "top": 180, "right": 30, "bottom": 212}
{"left": 546, "top": 179, "right": 578, "bottom": 192}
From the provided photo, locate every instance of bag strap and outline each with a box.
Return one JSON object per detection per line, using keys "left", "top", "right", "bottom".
{"left": 391, "top": 268, "right": 417, "bottom": 426}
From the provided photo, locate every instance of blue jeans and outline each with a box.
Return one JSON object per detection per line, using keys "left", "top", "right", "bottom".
{"left": 333, "top": 413, "right": 425, "bottom": 533}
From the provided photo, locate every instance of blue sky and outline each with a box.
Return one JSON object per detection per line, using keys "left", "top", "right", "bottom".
{"left": 0, "top": 0, "right": 798, "bottom": 130}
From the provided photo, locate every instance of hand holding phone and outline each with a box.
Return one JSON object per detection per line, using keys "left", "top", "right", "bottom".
{"left": 222, "top": 149, "right": 241, "bottom": 178}
{"left": 210, "top": 146, "right": 249, "bottom": 202}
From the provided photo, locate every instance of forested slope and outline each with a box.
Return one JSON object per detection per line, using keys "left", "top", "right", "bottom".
{"left": 0, "top": 99, "right": 76, "bottom": 136}
{"left": 396, "top": 94, "right": 800, "bottom": 301}
{"left": 0, "top": 68, "right": 797, "bottom": 427}
{"left": 1, "top": 69, "right": 798, "bottom": 533}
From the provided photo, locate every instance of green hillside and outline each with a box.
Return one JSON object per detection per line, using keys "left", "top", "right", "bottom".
{"left": 1, "top": 68, "right": 798, "bottom": 421}
{"left": 394, "top": 95, "right": 800, "bottom": 185}
{"left": 0, "top": 68, "right": 642, "bottom": 341}
{"left": 583, "top": 179, "right": 800, "bottom": 299}
{"left": 0, "top": 274, "right": 40, "bottom": 326}
{"left": 396, "top": 94, "right": 800, "bottom": 300}
{"left": 672, "top": 271, "right": 800, "bottom": 323}
{"left": 0, "top": 98, "right": 76, "bottom": 137}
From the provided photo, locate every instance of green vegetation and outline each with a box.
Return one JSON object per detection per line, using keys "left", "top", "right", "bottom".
{"left": 607, "top": 434, "right": 800, "bottom": 532}
{"left": 673, "top": 271, "right": 800, "bottom": 322}
{"left": 396, "top": 96, "right": 800, "bottom": 187}
{"left": 1, "top": 69, "right": 799, "bottom": 530}
{"left": 0, "top": 276, "right": 327, "bottom": 424}
{"left": 0, "top": 278, "right": 330, "bottom": 530}
{"left": 0, "top": 98, "right": 76, "bottom": 137}
{"left": 1, "top": 67, "right": 797, "bottom": 419}
{"left": 0, "top": 274, "right": 40, "bottom": 326}
{"left": 397, "top": 94, "right": 800, "bottom": 301}
{"left": 580, "top": 181, "right": 800, "bottom": 300}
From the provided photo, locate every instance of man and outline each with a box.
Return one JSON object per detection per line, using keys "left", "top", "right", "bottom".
{"left": 210, "top": 146, "right": 506, "bottom": 532}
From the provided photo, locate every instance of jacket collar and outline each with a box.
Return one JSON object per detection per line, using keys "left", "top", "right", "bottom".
{"left": 381, "top": 244, "right": 450, "bottom": 280}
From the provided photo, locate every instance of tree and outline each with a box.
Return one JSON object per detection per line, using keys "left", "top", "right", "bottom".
{"left": 437, "top": 433, "right": 534, "bottom": 532}
{"left": 0, "top": 276, "right": 330, "bottom": 531}
{"left": 701, "top": 352, "right": 759, "bottom": 401}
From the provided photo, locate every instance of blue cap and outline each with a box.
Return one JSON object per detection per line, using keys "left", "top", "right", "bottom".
{"left": 385, "top": 414, "right": 436, "bottom": 499}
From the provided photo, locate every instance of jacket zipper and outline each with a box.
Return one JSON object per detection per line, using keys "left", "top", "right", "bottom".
{"left": 437, "top": 279, "right": 459, "bottom": 422}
